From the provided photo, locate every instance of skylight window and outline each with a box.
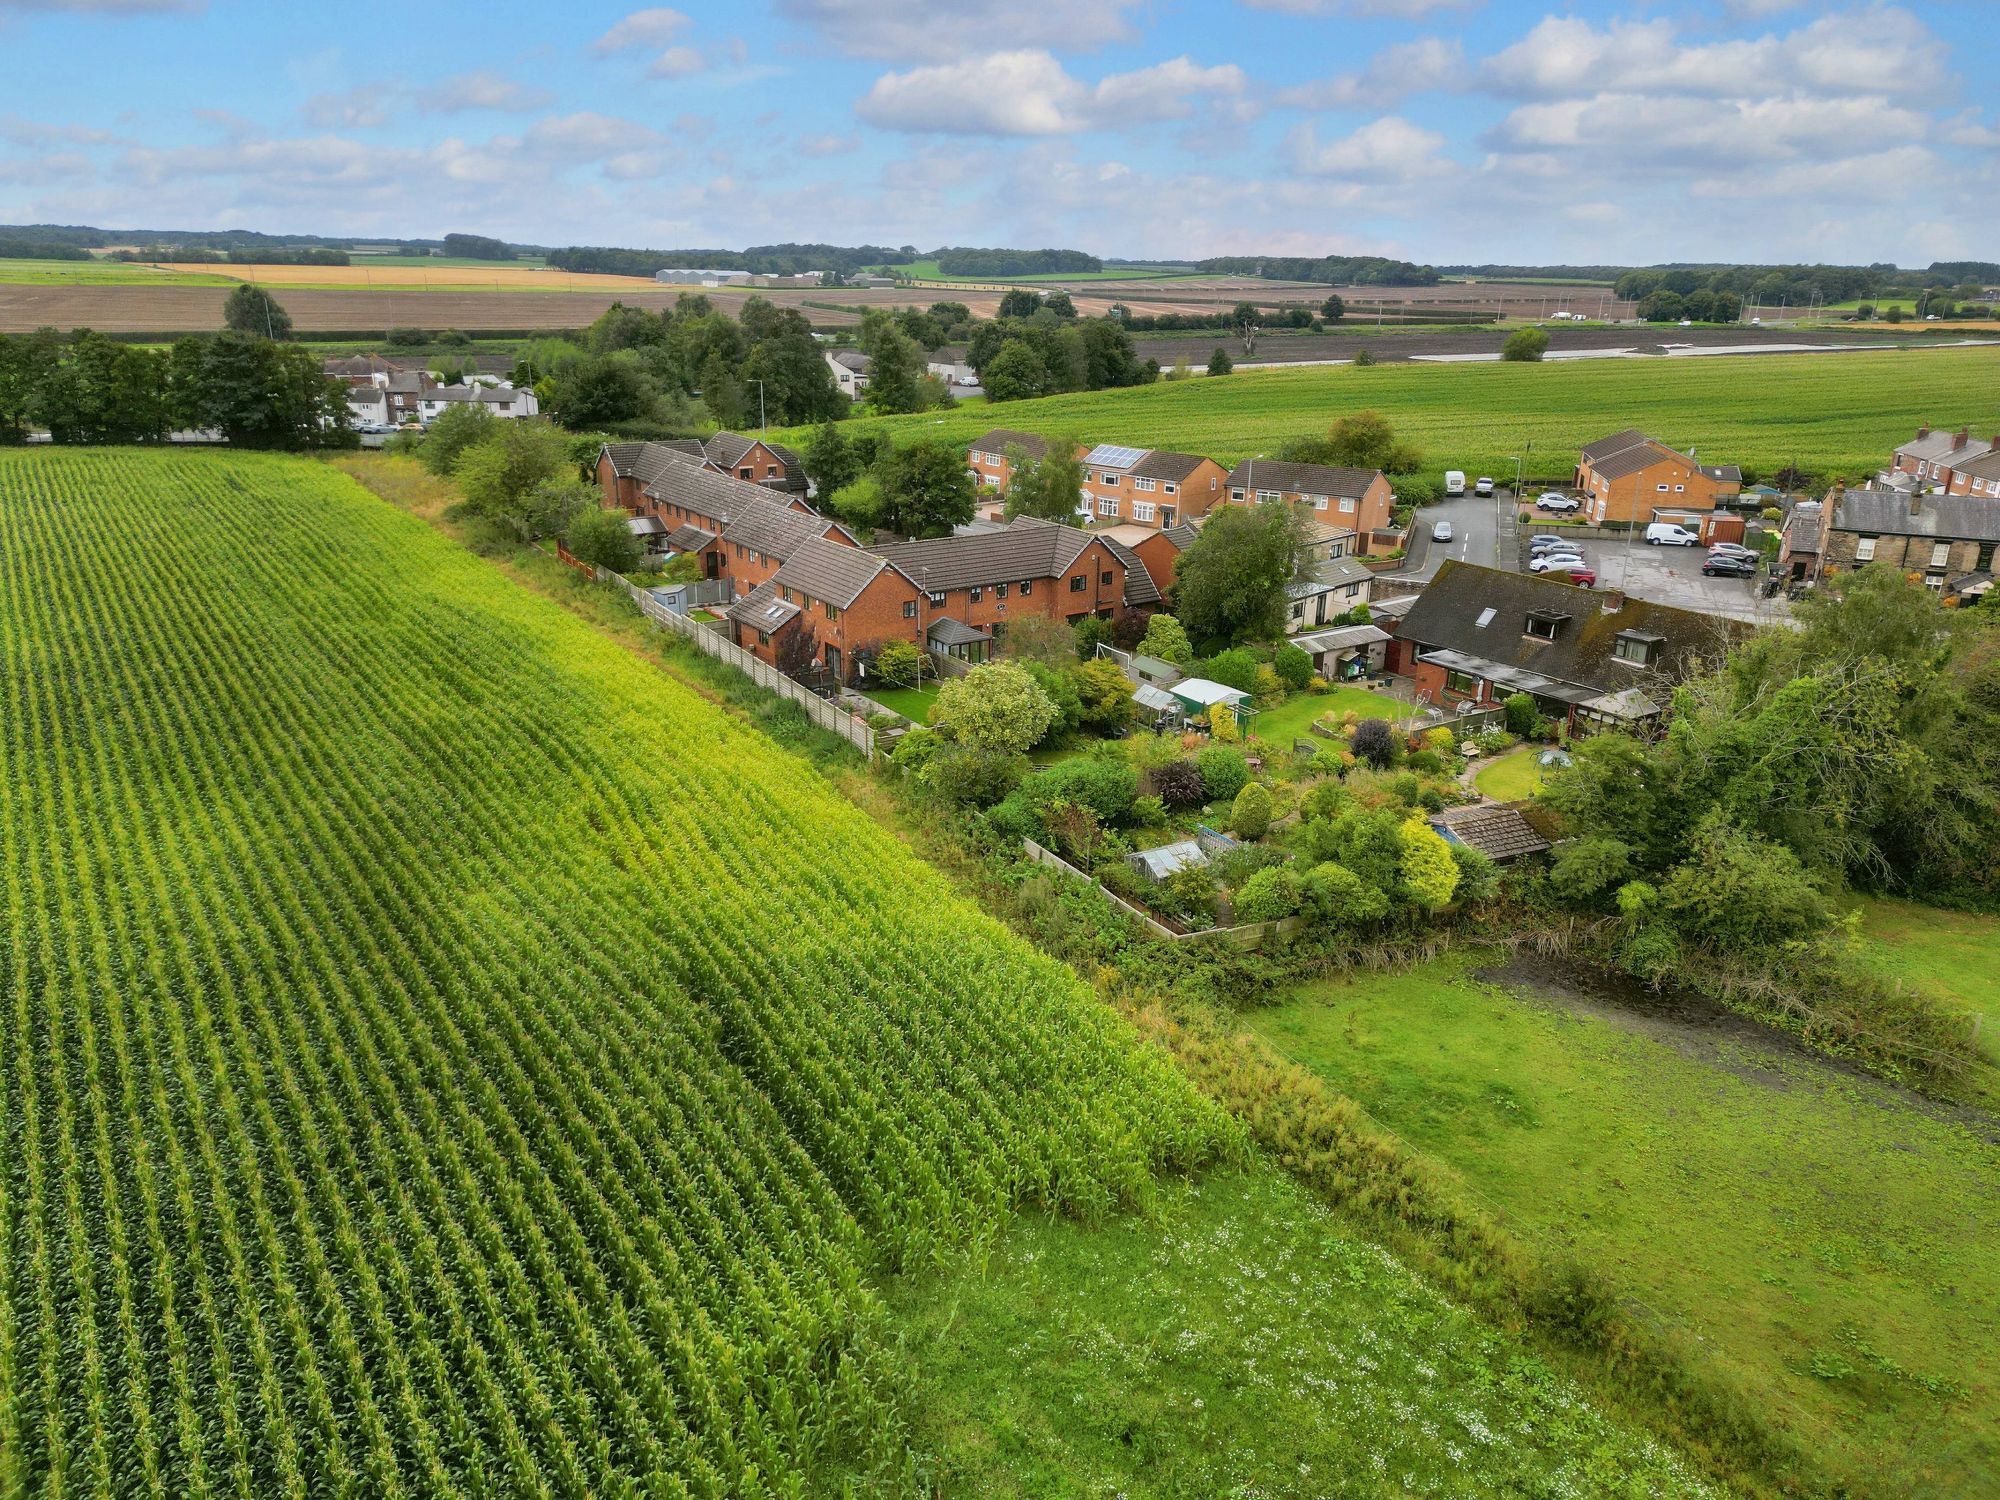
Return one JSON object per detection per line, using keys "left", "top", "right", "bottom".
{"left": 1475, "top": 607, "right": 1497, "bottom": 628}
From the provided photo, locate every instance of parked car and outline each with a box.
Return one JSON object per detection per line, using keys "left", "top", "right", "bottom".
{"left": 1645, "top": 522, "right": 1701, "bottom": 546}
{"left": 1545, "top": 565, "right": 1596, "bottom": 586}
{"left": 1475, "top": 477, "right": 1495, "bottom": 497}
{"left": 1529, "top": 552, "right": 1588, "bottom": 573}
{"left": 1528, "top": 533, "right": 1570, "bottom": 549}
{"left": 1537, "top": 492, "right": 1581, "bottom": 512}
{"left": 1444, "top": 471, "right": 1466, "bottom": 497}
{"left": 1706, "top": 541, "right": 1757, "bottom": 561}
{"left": 1702, "top": 554, "right": 1758, "bottom": 578}
{"left": 1530, "top": 538, "right": 1583, "bottom": 556}
{"left": 1432, "top": 520, "right": 1454, "bottom": 543}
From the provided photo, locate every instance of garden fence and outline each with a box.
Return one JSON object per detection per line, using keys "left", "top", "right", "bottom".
{"left": 1022, "top": 838, "right": 1303, "bottom": 948}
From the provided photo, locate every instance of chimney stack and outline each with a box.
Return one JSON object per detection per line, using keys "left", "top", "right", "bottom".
{"left": 1917, "top": 424, "right": 1931, "bottom": 440}
{"left": 1910, "top": 488, "right": 1925, "bottom": 518}
{"left": 1599, "top": 588, "right": 1626, "bottom": 613}
{"left": 1954, "top": 427, "right": 1970, "bottom": 449}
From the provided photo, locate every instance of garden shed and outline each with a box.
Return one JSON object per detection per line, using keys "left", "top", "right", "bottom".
{"left": 1169, "top": 677, "right": 1255, "bottom": 724}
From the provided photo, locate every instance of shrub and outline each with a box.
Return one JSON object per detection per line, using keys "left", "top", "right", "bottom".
{"left": 1202, "top": 647, "right": 1261, "bottom": 692}
{"left": 1474, "top": 729, "right": 1515, "bottom": 755}
{"left": 1129, "top": 794, "right": 1167, "bottom": 827}
{"left": 1209, "top": 703, "right": 1241, "bottom": 742}
{"left": 1300, "top": 861, "right": 1390, "bottom": 928}
{"left": 1449, "top": 843, "right": 1498, "bottom": 903}
{"left": 888, "top": 725, "right": 941, "bottom": 774}
{"left": 1152, "top": 760, "right": 1208, "bottom": 808}
{"left": 1273, "top": 643, "right": 1314, "bottom": 691}
{"left": 1252, "top": 664, "right": 1285, "bottom": 703}
{"left": 1072, "top": 615, "right": 1111, "bottom": 660}
{"left": 1527, "top": 1258, "right": 1618, "bottom": 1347}
{"left": 1233, "top": 866, "right": 1301, "bottom": 923}
{"left": 1502, "top": 692, "right": 1537, "bottom": 736}
{"left": 1424, "top": 726, "right": 1456, "bottom": 754}
{"left": 1152, "top": 863, "right": 1218, "bottom": 924}
{"left": 985, "top": 790, "right": 1042, "bottom": 842}
{"left": 920, "top": 747, "right": 1025, "bottom": 807}
{"left": 875, "top": 639, "right": 924, "bottom": 688}
{"left": 1398, "top": 816, "right": 1461, "bottom": 910}
{"left": 1351, "top": 717, "right": 1396, "bottom": 767}
{"left": 1230, "top": 781, "right": 1274, "bottom": 840}
{"left": 1021, "top": 659, "right": 1083, "bottom": 743}
{"left": 1195, "top": 744, "right": 1250, "bottom": 803}
{"left": 1390, "top": 771, "right": 1422, "bottom": 805}
{"left": 1139, "top": 614, "right": 1194, "bottom": 668}
{"left": 1407, "top": 749, "right": 1445, "bottom": 775}
{"left": 564, "top": 505, "right": 643, "bottom": 572}
{"left": 1417, "top": 787, "right": 1446, "bottom": 813}
{"left": 1070, "top": 656, "right": 1138, "bottom": 733}
{"left": 931, "top": 661, "right": 1059, "bottom": 755}
{"left": 1028, "top": 754, "right": 1140, "bottom": 824}
{"left": 1502, "top": 327, "right": 1550, "bottom": 362}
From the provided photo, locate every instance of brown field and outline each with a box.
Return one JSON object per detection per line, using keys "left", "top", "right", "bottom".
{"left": 152, "top": 261, "right": 663, "bottom": 291}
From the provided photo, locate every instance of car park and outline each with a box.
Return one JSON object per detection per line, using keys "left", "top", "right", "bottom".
{"left": 1537, "top": 492, "right": 1582, "bottom": 512}
{"left": 1544, "top": 565, "right": 1596, "bottom": 586}
{"left": 1529, "top": 553, "right": 1587, "bottom": 573}
{"left": 1706, "top": 541, "right": 1757, "bottom": 561}
{"left": 1528, "top": 533, "right": 1570, "bottom": 549}
{"left": 1475, "top": 477, "right": 1495, "bottom": 497}
{"left": 1445, "top": 471, "right": 1466, "bottom": 497}
{"left": 1702, "top": 554, "right": 1758, "bottom": 578}
{"left": 1645, "top": 522, "right": 1701, "bottom": 546}
{"left": 1432, "top": 520, "right": 1454, "bottom": 543}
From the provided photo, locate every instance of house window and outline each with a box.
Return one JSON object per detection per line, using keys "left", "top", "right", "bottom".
{"left": 1100, "top": 570, "right": 1114, "bottom": 586}
{"left": 1097, "top": 497, "right": 1120, "bottom": 517}
{"left": 996, "top": 583, "right": 1009, "bottom": 599}
{"left": 1930, "top": 542, "right": 1952, "bottom": 570}
{"left": 1132, "top": 501, "right": 1156, "bottom": 522}
{"left": 1526, "top": 616, "right": 1559, "bottom": 641}
{"left": 757, "top": 631, "right": 770, "bottom": 646}
{"left": 1070, "top": 575, "right": 1088, "bottom": 592}
{"left": 1612, "top": 633, "right": 1661, "bottom": 666}
{"left": 927, "top": 591, "right": 945, "bottom": 605}
{"left": 1444, "top": 668, "right": 1482, "bottom": 695}
{"left": 1310, "top": 495, "right": 1328, "bottom": 511}
{"left": 1133, "top": 477, "right": 1156, "bottom": 492}
{"left": 1164, "top": 482, "right": 1178, "bottom": 495}
{"left": 1291, "top": 601, "right": 1304, "bottom": 619}
{"left": 902, "top": 600, "right": 917, "bottom": 619}
{"left": 1856, "top": 536, "right": 1878, "bottom": 562}
{"left": 970, "top": 586, "right": 984, "bottom": 603}
{"left": 823, "top": 602, "right": 840, "bottom": 621}
{"left": 1657, "top": 483, "right": 1670, "bottom": 492}
{"left": 740, "top": 468, "right": 754, "bottom": 480}
{"left": 1978, "top": 542, "right": 1996, "bottom": 571}
{"left": 1230, "top": 487, "right": 1245, "bottom": 501}
{"left": 1020, "top": 580, "right": 1033, "bottom": 596}
{"left": 1339, "top": 498, "right": 1356, "bottom": 513}
{"left": 1258, "top": 489, "right": 1280, "bottom": 504}
{"left": 1099, "top": 473, "right": 1119, "bottom": 486}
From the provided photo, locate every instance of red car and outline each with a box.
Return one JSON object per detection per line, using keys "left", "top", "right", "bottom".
{"left": 1546, "top": 565, "right": 1596, "bottom": 587}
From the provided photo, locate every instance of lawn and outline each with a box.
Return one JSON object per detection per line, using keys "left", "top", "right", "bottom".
{"left": 767, "top": 345, "right": 2000, "bottom": 478}
{"left": 861, "top": 681, "right": 940, "bottom": 722}
{"left": 1849, "top": 896, "right": 2000, "bottom": 1068}
{"left": 1246, "top": 684, "right": 1410, "bottom": 749}
{"left": 866, "top": 1165, "right": 1713, "bottom": 1498}
{"left": 1473, "top": 747, "right": 1543, "bottom": 801}
{"left": 1246, "top": 953, "right": 2000, "bottom": 1498}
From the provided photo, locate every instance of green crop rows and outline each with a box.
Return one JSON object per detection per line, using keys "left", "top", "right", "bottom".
{"left": 0, "top": 449, "right": 1229, "bottom": 1496}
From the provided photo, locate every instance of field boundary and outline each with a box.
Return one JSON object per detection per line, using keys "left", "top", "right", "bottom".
{"left": 1022, "top": 837, "right": 1303, "bottom": 947}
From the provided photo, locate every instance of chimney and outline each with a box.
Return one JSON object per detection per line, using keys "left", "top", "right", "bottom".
{"left": 1955, "top": 427, "right": 1971, "bottom": 449}
{"left": 1916, "top": 424, "right": 1931, "bottom": 440}
{"left": 1599, "top": 588, "right": 1626, "bottom": 614}
{"left": 1989, "top": 434, "right": 2000, "bottom": 454}
{"left": 1910, "top": 488, "right": 1925, "bottom": 518}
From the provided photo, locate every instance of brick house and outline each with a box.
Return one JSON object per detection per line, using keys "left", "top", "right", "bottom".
{"left": 1805, "top": 484, "right": 2000, "bottom": 591}
{"left": 1890, "top": 425, "right": 2000, "bottom": 495}
{"left": 1572, "top": 429, "right": 1742, "bottom": 527}
{"left": 594, "top": 440, "right": 845, "bottom": 579}
{"left": 1080, "top": 446, "right": 1228, "bottom": 529}
{"left": 1221, "top": 460, "right": 1396, "bottom": 550}
{"left": 701, "top": 433, "right": 809, "bottom": 495}
{"left": 1395, "top": 560, "right": 1745, "bottom": 734}
{"left": 966, "top": 428, "right": 1052, "bottom": 494}
{"left": 727, "top": 537, "right": 918, "bottom": 682}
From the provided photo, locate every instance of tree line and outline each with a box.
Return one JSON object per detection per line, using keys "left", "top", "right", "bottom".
{"left": 1194, "top": 255, "right": 1438, "bottom": 285}
{"left": 931, "top": 248, "right": 1101, "bottom": 277}
{"left": 547, "top": 242, "right": 915, "bottom": 278}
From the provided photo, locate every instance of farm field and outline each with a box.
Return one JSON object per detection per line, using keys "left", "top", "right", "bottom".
{"left": 771, "top": 344, "right": 2000, "bottom": 478}
{"left": 0, "top": 447, "right": 1712, "bottom": 1496}
{"left": 889, "top": 259, "right": 1202, "bottom": 283}
{"left": 0, "top": 257, "right": 240, "bottom": 286}
{"left": 1247, "top": 953, "right": 2000, "bottom": 1498}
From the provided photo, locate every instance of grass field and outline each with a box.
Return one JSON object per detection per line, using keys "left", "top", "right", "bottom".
{"left": 860, "top": 682, "right": 940, "bottom": 721}
{"left": 889, "top": 259, "right": 1203, "bottom": 284}
{"left": 1850, "top": 896, "right": 2000, "bottom": 1069}
{"left": 0, "top": 257, "right": 240, "bottom": 286}
{"left": 1247, "top": 954, "right": 2000, "bottom": 1498}
{"left": 773, "top": 345, "right": 2000, "bottom": 477}
{"left": 0, "top": 447, "right": 1233, "bottom": 1493}
{"left": 1473, "top": 748, "right": 1543, "bottom": 801}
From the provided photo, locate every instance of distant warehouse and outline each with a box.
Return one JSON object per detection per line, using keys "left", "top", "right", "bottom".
{"left": 653, "top": 268, "right": 825, "bottom": 287}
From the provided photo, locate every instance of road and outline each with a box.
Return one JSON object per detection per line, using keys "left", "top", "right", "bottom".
{"left": 1390, "top": 485, "right": 1517, "bottom": 581}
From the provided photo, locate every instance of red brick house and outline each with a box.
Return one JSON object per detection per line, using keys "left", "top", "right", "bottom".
{"left": 728, "top": 537, "right": 919, "bottom": 682}
{"left": 1395, "top": 561, "right": 1744, "bottom": 735}
{"left": 966, "top": 428, "right": 1052, "bottom": 494}
{"left": 1080, "top": 446, "right": 1228, "bottom": 529}
{"left": 595, "top": 440, "right": 847, "bottom": 581}
{"left": 1573, "top": 429, "right": 1741, "bottom": 527}
{"left": 1222, "top": 459, "right": 1396, "bottom": 550}
{"left": 1891, "top": 425, "right": 2000, "bottom": 496}
{"left": 701, "top": 432, "right": 808, "bottom": 494}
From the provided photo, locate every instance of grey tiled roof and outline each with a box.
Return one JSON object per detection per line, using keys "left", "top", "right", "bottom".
{"left": 1895, "top": 428, "right": 1991, "bottom": 464}
{"left": 664, "top": 522, "right": 716, "bottom": 552}
{"left": 970, "top": 428, "right": 1048, "bottom": 460}
{"left": 1224, "top": 459, "right": 1381, "bottom": 498}
{"left": 1127, "top": 450, "right": 1210, "bottom": 484}
{"left": 927, "top": 617, "right": 990, "bottom": 646}
{"left": 869, "top": 515, "right": 1097, "bottom": 592}
{"left": 1158, "top": 522, "right": 1201, "bottom": 551}
{"left": 772, "top": 536, "right": 898, "bottom": 609}
{"left": 1099, "top": 535, "right": 1161, "bottom": 607}
{"left": 1585, "top": 439, "right": 1677, "bottom": 482}
{"left": 1832, "top": 487, "right": 2000, "bottom": 542}
{"left": 725, "top": 580, "right": 800, "bottom": 632}
{"left": 1577, "top": 428, "right": 1652, "bottom": 464}
{"left": 1432, "top": 805, "right": 1551, "bottom": 861}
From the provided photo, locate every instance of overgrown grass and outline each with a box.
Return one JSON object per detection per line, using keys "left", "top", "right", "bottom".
{"left": 1247, "top": 952, "right": 2000, "bottom": 1498}
{"left": 766, "top": 345, "right": 2000, "bottom": 478}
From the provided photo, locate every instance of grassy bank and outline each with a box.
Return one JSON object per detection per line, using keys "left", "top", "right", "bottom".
{"left": 772, "top": 344, "right": 2000, "bottom": 477}
{"left": 1246, "top": 952, "right": 2000, "bottom": 1497}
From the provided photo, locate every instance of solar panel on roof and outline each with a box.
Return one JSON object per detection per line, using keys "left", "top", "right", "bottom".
{"left": 1085, "top": 443, "right": 1146, "bottom": 468}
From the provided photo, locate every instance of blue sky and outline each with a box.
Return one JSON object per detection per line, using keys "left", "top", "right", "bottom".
{"left": 0, "top": 0, "right": 1992, "bottom": 266}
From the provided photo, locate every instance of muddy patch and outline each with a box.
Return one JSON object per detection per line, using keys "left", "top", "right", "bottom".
{"left": 1476, "top": 949, "right": 2000, "bottom": 1143}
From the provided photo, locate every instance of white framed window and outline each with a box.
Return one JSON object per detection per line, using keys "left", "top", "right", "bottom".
{"left": 1132, "top": 477, "right": 1157, "bottom": 492}
{"left": 1099, "top": 473, "right": 1119, "bottom": 486}
{"left": 1674, "top": 484, "right": 1685, "bottom": 493}
{"left": 1311, "top": 495, "right": 1328, "bottom": 511}
{"left": 1657, "top": 483, "right": 1670, "bottom": 492}
{"left": 1132, "top": 501, "right": 1156, "bottom": 522}
{"left": 1931, "top": 542, "right": 1952, "bottom": 569}
{"left": 1097, "top": 496, "right": 1120, "bottom": 517}
{"left": 1230, "top": 487, "right": 1245, "bottom": 501}
{"left": 1855, "top": 536, "right": 1877, "bottom": 562}
{"left": 1258, "top": 488, "right": 1280, "bottom": 503}
{"left": 1165, "top": 482, "right": 1179, "bottom": 494}
{"left": 1340, "top": 497, "right": 1356, "bottom": 513}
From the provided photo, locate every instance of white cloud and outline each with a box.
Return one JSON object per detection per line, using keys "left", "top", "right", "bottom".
{"left": 857, "top": 50, "right": 1245, "bottom": 136}
{"left": 1, "top": 114, "right": 118, "bottom": 146}
{"left": 591, "top": 7, "right": 688, "bottom": 54}
{"left": 1489, "top": 92, "right": 1930, "bottom": 167}
{"left": 798, "top": 133, "right": 858, "bottom": 158}
{"left": 1721, "top": 0, "right": 1803, "bottom": 17}
{"left": 421, "top": 70, "right": 553, "bottom": 114}
{"left": 1290, "top": 115, "right": 1454, "bottom": 180}
{"left": 646, "top": 46, "right": 704, "bottom": 79}
{"left": 778, "top": 0, "right": 1139, "bottom": 61}
{"left": 1240, "top": 0, "right": 1477, "bottom": 16}
{"left": 1277, "top": 37, "right": 1463, "bottom": 110}
{"left": 301, "top": 84, "right": 396, "bottom": 129}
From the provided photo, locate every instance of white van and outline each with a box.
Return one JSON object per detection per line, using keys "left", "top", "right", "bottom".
{"left": 1444, "top": 470, "right": 1466, "bottom": 496}
{"left": 1645, "top": 522, "right": 1701, "bottom": 546}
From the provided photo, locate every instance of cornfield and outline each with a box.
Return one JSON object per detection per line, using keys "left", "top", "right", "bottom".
{"left": 0, "top": 449, "right": 1230, "bottom": 1496}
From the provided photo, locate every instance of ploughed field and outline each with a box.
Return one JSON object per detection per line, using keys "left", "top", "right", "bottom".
{"left": 0, "top": 449, "right": 1228, "bottom": 1495}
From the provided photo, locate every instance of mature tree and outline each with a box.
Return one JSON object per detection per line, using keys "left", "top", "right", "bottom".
{"left": 802, "top": 422, "right": 862, "bottom": 499}
{"left": 223, "top": 283, "right": 293, "bottom": 340}
{"left": 1283, "top": 409, "right": 1421, "bottom": 474}
{"left": 1320, "top": 293, "right": 1346, "bottom": 323}
{"left": 1021, "top": 660, "right": 1083, "bottom": 743}
{"left": 826, "top": 474, "right": 884, "bottom": 532}
{"left": 858, "top": 311, "right": 925, "bottom": 414}
{"left": 982, "top": 340, "right": 1050, "bottom": 403}
{"left": 930, "top": 661, "right": 1059, "bottom": 755}
{"left": 1041, "top": 290, "right": 1077, "bottom": 320}
{"left": 453, "top": 420, "right": 571, "bottom": 524}
{"left": 546, "top": 353, "right": 658, "bottom": 428}
{"left": 1139, "top": 613, "right": 1194, "bottom": 668}
{"left": 698, "top": 349, "right": 749, "bottom": 427}
{"left": 1001, "top": 614, "right": 1077, "bottom": 666}
{"left": 739, "top": 299, "right": 845, "bottom": 424}
{"left": 997, "top": 288, "right": 1041, "bottom": 319}
{"left": 0, "top": 330, "right": 60, "bottom": 441}
{"left": 585, "top": 302, "right": 667, "bottom": 352}
{"left": 510, "top": 479, "right": 594, "bottom": 543}
{"left": 31, "top": 330, "right": 173, "bottom": 444}
{"left": 564, "top": 504, "right": 643, "bottom": 571}
{"left": 418, "top": 401, "right": 496, "bottom": 475}
{"left": 1171, "top": 500, "right": 1303, "bottom": 645}
{"left": 876, "top": 439, "right": 975, "bottom": 537}
{"left": 1207, "top": 347, "right": 1233, "bottom": 376}
{"left": 1003, "top": 438, "right": 1085, "bottom": 524}
{"left": 1501, "top": 327, "right": 1549, "bottom": 361}
{"left": 168, "top": 332, "right": 351, "bottom": 449}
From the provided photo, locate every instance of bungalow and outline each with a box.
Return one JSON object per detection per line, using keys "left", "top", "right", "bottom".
{"left": 1292, "top": 621, "right": 1391, "bottom": 681}
{"left": 825, "top": 349, "right": 871, "bottom": 399}
{"left": 1804, "top": 484, "right": 2000, "bottom": 589}
{"left": 1222, "top": 459, "right": 1396, "bottom": 551}
{"left": 1395, "top": 560, "right": 1745, "bottom": 734}
{"left": 1286, "top": 556, "right": 1373, "bottom": 633}
{"left": 1080, "top": 446, "right": 1229, "bottom": 529}
{"left": 1572, "top": 429, "right": 1741, "bottom": 527}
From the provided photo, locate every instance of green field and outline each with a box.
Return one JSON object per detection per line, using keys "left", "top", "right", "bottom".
{"left": 776, "top": 345, "right": 2000, "bottom": 477}
{"left": 1850, "top": 896, "right": 2000, "bottom": 1069}
{"left": 1473, "top": 748, "right": 1543, "bottom": 801}
{"left": 1248, "top": 954, "right": 2000, "bottom": 1498}
{"left": 888, "top": 259, "right": 1204, "bottom": 284}
{"left": 350, "top": 254, "right": 551, "bottom": 269}
{"left": 0, "top": 257, "right": 239, "bottom": 286}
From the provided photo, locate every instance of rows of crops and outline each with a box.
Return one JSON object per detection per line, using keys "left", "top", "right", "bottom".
{"left": 0, "top": 449, "right": 1231, "bottom": 1496}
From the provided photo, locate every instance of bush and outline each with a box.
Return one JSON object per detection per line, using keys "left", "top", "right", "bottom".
{"left": 1449, "top": 843, "right": 1498, "bottom": 902}
{"left": 564, "top": 505, "right": 643, "bottom": 572}
{"left": 1390, "top": 771, "right": 1422, "bottom": 805}
{"left": 1233, "top": 866, "right": 1301, "bottom": 922}
{"left": 1152, "top": 760, "right": 1208, "bottom": 808}
{"left": 1129, "top": 794, "right": 1167, "bottom": 827}
{"left": 1351, "top": 717, "right": 1396, "bottom": 767}
{"left": 1195, "top": 744, "right": 1250, "bottom": 803}
{"left": 1027, "top": 754, "right": 1140, "bottom": 824}
{"left": 1502, "top": 327, "right": 1549, "bottom": 362}
{"left": 1417, "top": 786, "right": 1446, "bottom": 813}
{"left": 921, "top": 747, "right": 1025, "bottom": 807}
{"left": 1070, "top": 656, "right": 1138, "bottom": 733}
{"left": 1139, "top": 613, "right": 1194, "bottom": 667}
{"left": 1202, "top": 647, "right": 1261, "bottom": 693}
{"left": 1151, "top": 863, "right": 1218, "bottom": 925}
{"left": 1209, "top": 703, "right": 1241, "bottom": 742}
{"left": 931, "top": 661, "right": 1059, "bottom": 755}
{"left": 1021, "top": 660, "right": 1083, "bottom": 743}
{"left": 1502, "top": 692, "right": 1537, "bottom": 737}
{"left": 1407, "top": 749, "right": 1445, "bottom": 775}
{"left": 1398, "top": 816, "right": 1461, "bottom": 910}
{"left": 1300, "top": 861, "right": 1390, "bottom": 928}
{"left": 1527, "top": 1257, "right": 1617, "bottom": 1347}
{"left": 1272, "top": 642, "right": 1314, "bottom": 692}
{"left": 1473, "top": 728, "right": 1515, "bottom": 755}
{"left": 1230, "top": 781, "right": 1274, "bottom": 840}
{"left": 874, "top": 638, "right": 925, "bottom": 688}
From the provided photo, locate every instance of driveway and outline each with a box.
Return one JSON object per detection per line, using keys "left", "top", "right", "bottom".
{"left": 1583, "top": 539, "right": 1792, "bottom": 624}
{"left": 1393, "top": 486, "right": 1516, "bottom": 581}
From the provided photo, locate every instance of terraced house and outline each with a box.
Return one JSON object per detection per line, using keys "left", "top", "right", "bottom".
{"left": 1889, "top": 425, "right": 2000, "bottom": 496}
{"left": 1222, "top": 458, "right": 1397, "bottom": 551}
{"left": 1079, "top": 444, "right": 1229, "bottom": 528}
{"left": 1799, "top": 484, "right": 2000, "bottom": 592}
{"left": 966, "top": 428, "right": 1053, "bottom": 492}
{"left": 594, "top": 441, "right": 841, "bottom": 581}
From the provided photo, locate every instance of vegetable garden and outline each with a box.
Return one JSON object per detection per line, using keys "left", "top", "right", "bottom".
{"left": 0, "top": 449, "right": 1230, "bottom": 1496}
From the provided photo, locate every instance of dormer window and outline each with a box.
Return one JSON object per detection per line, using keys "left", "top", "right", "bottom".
{"left": 1524, "top": 609, "right": 1570, "bottom": 641}
{"left": 1613, "top": 629, "right": 1663, "bottom": 666}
